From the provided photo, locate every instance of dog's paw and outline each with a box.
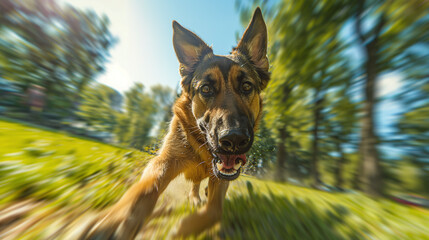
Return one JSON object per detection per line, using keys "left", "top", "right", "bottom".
{"left": 79, "top": 207, "right": 141, "bottom": 240}
{"left": 79, "top": 211, "right": 121, "bottom": 239}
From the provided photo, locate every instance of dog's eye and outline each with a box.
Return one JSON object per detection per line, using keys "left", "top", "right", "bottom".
{"left": 200, "top": 85, "right": 213, "bottom": 95}
{"left": 242, "top": 82, "right": 253, "bottom": 93}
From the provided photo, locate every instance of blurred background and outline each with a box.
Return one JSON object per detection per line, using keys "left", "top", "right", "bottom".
{"left": 0, "top": 0, "right": 428, "bottom": 239}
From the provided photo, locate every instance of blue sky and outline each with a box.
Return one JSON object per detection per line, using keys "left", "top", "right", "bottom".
{"left": 61, "top": 0, "right": 243, "bottom": 92}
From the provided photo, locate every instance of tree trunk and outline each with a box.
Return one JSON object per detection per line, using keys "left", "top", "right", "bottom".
{"left": 276, "top": 127, "right": 287, "bottom": 181}
{"left": 354, "top": 2, "right": 385, "bottom": 197}
{"left": 311, "top": 97, "right": 323, "bottom": 186}
{"left": 334, "top": 138, "right": 345, "bottom": 189}
{"left": 360, "top": 42, "right": 382, "bottom": 196}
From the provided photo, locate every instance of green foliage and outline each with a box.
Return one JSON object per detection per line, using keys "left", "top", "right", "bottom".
{"left": 78, "top": 83, "right": 122, "bottom": 133}
{"left": 115, "top": 83, "right": 157, "bottom": 149}
{"left": 321, "top": 89, "right": 359, "bottom": 187}
{"left": 245, "top": 113, "right": 276, "bottom": 176}
{"left": 360, "top": 0, "right": 429, "bottom": 73}
{"left": 76, "top": 83, "right": 173, "bottom": 150}
{"left": 149, "top": 84, "right": 176, "bottom": 140}
{"left": 236, "top": 0, "right": 429, "bottom": 195}
{"left": 395, "top": 81, "right": 429, "bottom": 163}
{"left": 352, "top": 0, "right": 429, "bottom": 195}
{"left": 392, "top": 157, "right": 429, "bottom": 195}
{"left": 0, "top": 0, "right": 116, "bottom": 118}
{"left": 393, "top": 78, "right": 429, "bottom": 194}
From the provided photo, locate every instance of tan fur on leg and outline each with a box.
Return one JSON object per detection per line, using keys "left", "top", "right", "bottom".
{"left": 189, "top": 181, "right": 202, "bottom": 206}
{"left": 173, "top": 178, "right": 229, "bottom": 238}
{"left": 79, "top": 156, "right": 184, "bottom": 240}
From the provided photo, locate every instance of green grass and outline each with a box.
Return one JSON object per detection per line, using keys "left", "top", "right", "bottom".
{"left": 0, "top": 119, "right": 151, "bottom": 209}
{"left": 0, "top": 119, "right": 428, "bottom": 239}
{"left": 222, "top": 177, "right": 429, "bottom": 240}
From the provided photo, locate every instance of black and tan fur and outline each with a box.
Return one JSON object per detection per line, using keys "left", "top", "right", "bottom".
{"left": 80, "top": 7, "right": 269, "bottom": 239}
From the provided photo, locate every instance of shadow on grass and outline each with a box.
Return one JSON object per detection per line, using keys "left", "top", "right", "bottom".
{"left": 220, "top": 182, "right": 363, "bottom": 240}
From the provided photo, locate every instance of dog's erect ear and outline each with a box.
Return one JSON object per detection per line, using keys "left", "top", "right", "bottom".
{"left": 173, "top": 21, "right": 212, "bottom": 81}
{"left": 236, "top": 7, "right": 270, "bottom": 90}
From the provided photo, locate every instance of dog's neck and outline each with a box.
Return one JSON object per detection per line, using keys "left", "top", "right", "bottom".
{"left": 162, "top": 94, "right": 212, "bottom": 164}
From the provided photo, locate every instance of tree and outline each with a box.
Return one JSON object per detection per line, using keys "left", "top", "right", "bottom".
{"left": 245, "top": 112, "right": 276, "bottom": 177}
{"left": 236, "top": 0, "right": 428, "bottom": 194}
{"left": 78, "top": 83, "right": 122, "bottom": 133}
{"left": 116, "top": 83, "right": 157, "bottom": 150}
{"left": 0, "top": 0, "right": 116, "bottom": 120}
{"left": 149, "top": 85, "right": 176, "bottom": 140}
{"left": 352, "top": 0, "right": 429, "bottom": 196}
{"left": 393, "top": 70, "right": 429, "bottom": 194}
{"left": 324, "top": 87, "right": 359, "bottom": 189}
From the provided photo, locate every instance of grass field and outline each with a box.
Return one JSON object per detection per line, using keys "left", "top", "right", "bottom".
{"left": 0, "top": 119, "right": 428, "bottom": 239}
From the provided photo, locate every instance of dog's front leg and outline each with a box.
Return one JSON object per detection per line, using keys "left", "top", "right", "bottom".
{"left": 79, "top": 156, "right": 182, "bottom": 240}
{"left": 189, "top": 181, "right": 202, "bottom": 206}
{"left": 173, "top": 177, "right": 229, "bottom": 238}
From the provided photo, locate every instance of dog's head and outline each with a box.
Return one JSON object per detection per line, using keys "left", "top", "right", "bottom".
{"left": 173, "top": 8, "right": 269, "bottom": 180}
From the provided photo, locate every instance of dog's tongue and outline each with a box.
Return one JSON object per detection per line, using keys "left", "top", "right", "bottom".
{"left": 218, "top": 154, "right": 246, "bottom": 169}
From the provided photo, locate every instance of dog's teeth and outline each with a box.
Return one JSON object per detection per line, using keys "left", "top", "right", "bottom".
{"left": 216, "top": 163, "right": 223, "bottom": 170}
{"left": 220, "top": 169, "right": 237, "bottom": 176}
{"left": 233, "top": 162, "right": 242, "bottom": 170}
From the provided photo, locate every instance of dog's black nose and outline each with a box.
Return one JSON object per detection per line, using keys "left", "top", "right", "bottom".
{"left": 218, "top": 129, "right": 250, "bottom": 153}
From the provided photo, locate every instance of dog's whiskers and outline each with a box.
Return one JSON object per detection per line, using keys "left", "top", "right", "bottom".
{"left": 198, "top": 141, "right": 208, "bottom": 149}
{"left": 195, "top": 160, "right": 205, "bottom": 168}
{"left": 189, "top": 128, "right": 201, "bottom": 134}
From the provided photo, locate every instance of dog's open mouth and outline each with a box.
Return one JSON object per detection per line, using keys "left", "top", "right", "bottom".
{"left": 212, "top": 154, "right": 246, "bottom": 180}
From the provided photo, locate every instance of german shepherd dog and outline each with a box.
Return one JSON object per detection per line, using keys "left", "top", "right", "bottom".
{"left": 80, "top": 7, "right": 269, "bottom": 239}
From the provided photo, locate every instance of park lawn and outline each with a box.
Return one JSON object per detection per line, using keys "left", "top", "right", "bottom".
{"left": 0, "top": 119, "right": 151, "bottom": 209}
{"left": 0, "top": 119, "right": 428, "bottom": 239}
{"left": 221, "top": 177, "right": 429, "bottom": 240}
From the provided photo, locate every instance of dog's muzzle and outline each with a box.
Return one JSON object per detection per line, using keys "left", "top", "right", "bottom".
{"left": 212, "top": 153, "right": 246, "bottom": 180}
